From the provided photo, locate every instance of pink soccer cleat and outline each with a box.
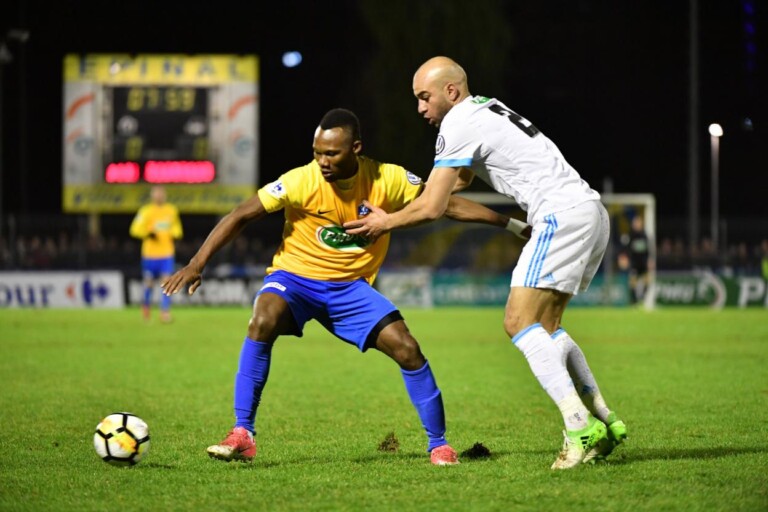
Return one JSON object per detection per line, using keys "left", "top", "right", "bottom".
{"left": 430, "top": 444, "right": 460, "bottom": 466}
{"left": 206, "top": 427, "right": 257, "bottom": 462}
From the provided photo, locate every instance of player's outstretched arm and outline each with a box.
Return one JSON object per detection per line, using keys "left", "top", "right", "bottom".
{"left": 344, "top": 166, "right": 458, "bottom": 240}
{"left": 161, "top": 195, "right": 267, "bottom": 296}
{"left": 444, "top": 195, "right": 507, "bottom": 227}
{"left": 443, "top": 195, "right": 532, "bottom": 239}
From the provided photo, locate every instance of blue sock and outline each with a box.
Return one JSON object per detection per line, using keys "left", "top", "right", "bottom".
{"left": 233, "top": 337, "right": 272, "bottom": 434}
{"left": 160, "top": 291, "right": 171, "bottom": 311}
{"left": 401, "top": 360, "right": 447, "bottom": 452}
{"left": 143, "top": 286, "right": 152, "bottom": 307}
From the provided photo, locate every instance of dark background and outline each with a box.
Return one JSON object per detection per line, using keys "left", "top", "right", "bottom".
{"left": 1, "top": 0, "right": 765, "bottom": 225}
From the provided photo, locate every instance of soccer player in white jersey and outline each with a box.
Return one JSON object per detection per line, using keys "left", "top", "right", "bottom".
{"left": 345, "top": 56, "right": 627, "bottom": 469}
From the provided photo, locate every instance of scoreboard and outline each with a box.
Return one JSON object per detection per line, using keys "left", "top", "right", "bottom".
{"left": 63, "top": 54, "right": 259, "bottom": 213}
{"left": 108, "top": 86, "right": 212, "bottom": 183}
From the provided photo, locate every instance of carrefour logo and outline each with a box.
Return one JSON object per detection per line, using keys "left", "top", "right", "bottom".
{"left": 316, "top": 225, "right": 370, "bottom": 251}
{"left": 66, "top": 276, "right": 112, "bottom": 305}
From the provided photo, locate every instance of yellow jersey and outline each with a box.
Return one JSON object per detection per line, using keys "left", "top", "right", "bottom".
{"left": 129, "top": 203, "right": 183, "bottom": 258}
{"left": 257, "top": 156, "right": 423, "bottom": 284}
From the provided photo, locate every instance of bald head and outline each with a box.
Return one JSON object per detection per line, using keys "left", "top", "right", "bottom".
{"left": 414, "top": 57, "right": 469, "bottom": 95}
{"left": 413, "top": 56, "right": 471, "bottom": 127}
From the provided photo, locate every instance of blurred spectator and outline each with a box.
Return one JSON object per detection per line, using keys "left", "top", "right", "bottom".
{"left": 724, "top": 242, "right": 755, "bottom": 277}
{"left": 692, "top": 237, "right": 720, "bottom": 270}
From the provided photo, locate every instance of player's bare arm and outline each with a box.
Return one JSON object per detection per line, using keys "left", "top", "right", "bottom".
{"left": 453, "top": 167, "right": 474, "bottom": 192}
{"left": 443, "top": 195, "right": 532, "bottom": 239}
{"left": 443, "top": 195, "right": 507, "bottom": 227}
{"left": 344, "top": 166, "right": 458, "bottom": 239}
{"left": 161, "top": 195, "right": 267, "bottom": 296}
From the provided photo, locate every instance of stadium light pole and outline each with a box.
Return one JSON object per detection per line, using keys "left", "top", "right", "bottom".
{"left": 708, "top": 123, "right": 723, "bottom": 251}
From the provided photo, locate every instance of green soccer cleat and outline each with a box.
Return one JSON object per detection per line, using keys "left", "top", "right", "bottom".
{"left": 551, "top": 416, "right": 608, "bottom": 470}
{"left": 583, "top": 412, "right": 627, "bottom": 463}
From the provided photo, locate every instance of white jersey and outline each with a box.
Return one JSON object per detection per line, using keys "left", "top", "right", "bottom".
{"left": 434, "top": 95, "right": 600, "bottom": 225}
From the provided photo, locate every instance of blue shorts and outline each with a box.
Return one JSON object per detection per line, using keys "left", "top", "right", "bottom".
{"left": 142, "top": 256, "right": 175, "bottom": 279}
{"left": 257, "top": 270, "right": 401, "bottom": 352}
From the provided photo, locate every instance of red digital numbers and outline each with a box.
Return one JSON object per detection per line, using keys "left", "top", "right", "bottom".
{"left": 104, "top": 161, "right": 215, "bottom": 184}
{"left": 105, "top": 162, "right": 141, "bottom": 183}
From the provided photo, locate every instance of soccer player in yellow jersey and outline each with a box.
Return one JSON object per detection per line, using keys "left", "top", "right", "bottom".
{"left": 130, "top": 185, "right": 183, "bottom": 323}
{"left": 162, "top": 109, "right": 520, "bottom": 465}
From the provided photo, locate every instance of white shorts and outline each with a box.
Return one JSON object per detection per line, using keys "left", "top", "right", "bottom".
{"left": 511, "top": 200, "right": 609, "bottom": 295}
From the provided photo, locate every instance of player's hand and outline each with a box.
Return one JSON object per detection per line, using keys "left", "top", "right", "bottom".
{"left": 161, "top": 265, "right": 202, "bottom": 296}
{"left": 146, "top": 232, "right": 158, "bottom": 240}
{"left": 343, "top": 200, "right": 389, "bottom": 242}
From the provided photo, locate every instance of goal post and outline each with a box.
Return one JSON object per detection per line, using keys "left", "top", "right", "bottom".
{"left": 601, "top": 193, "right": 657, "bottom": 310}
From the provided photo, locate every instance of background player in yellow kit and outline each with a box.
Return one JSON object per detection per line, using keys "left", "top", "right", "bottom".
{"left": 130, "top": 185, "right": 183, "bottom": 323}
{"left": 161, "top": 108, "right": 522, "bottom": 465}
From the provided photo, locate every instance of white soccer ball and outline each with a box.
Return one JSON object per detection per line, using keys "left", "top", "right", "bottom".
{"left": 93, "top": 412, "right": 151, "bottom": 466}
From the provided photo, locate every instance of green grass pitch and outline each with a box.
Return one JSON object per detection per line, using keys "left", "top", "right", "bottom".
{"left": 1, "top": 307, "right": 767, "bottom": 511}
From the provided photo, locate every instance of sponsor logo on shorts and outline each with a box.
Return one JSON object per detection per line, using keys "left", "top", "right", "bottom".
{"left": 316, "top": 225, "right": 370, "bottom": 251}
{"left": 405, "top": 171, "right": 422, "bottom": 185}
{"left": 261, "top": 282, "right": 286, "bottom": 292}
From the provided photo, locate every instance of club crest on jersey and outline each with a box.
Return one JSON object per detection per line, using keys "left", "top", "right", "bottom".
{"left": 405, "top": 171, "right": 422, "bottom": 185}
{"left": 267, "top": 180, "right": 286, "bottom": 198}
{"left": 435, "top": 135, "right": 445, "bottom": 155}
{"left": 316, "top": 225, "right": 370, "bottom": 251}
{"left": 357, "top": 203, "right": 371, "bottom": 217}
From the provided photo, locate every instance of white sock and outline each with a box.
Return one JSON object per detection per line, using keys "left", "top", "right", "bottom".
{"left": 513, "top": 324, "right": 590, "bottom": 430}
{"left": 553, "top": 329, "right": 611, "bottom": 423}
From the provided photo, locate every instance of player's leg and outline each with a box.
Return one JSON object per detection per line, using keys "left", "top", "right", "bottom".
{"left": 208, "top": 287, "right": 301, "bottom": 462}
{"left": 553, "top": 201, "right": 626, "bottom": 461}
{"left": 322, "top": 279, "right": 458, "bottom": 465}
{"left": 552, "top": 327, "right": 627, "bottom": 462}
{"left": 505, "top": 286, "right": 594, "bottom": 432}
{"left": 140, "top": 258, "right": 156, "bottom": 321}
{"left": 158, "top": 257, "right": 175, "bottom": 323}
{"left": 552, "top": 328, "right": 611, "bottom": 424}
{"left": 374, "top": 320, "right": 458, "bottom": 465}
{"left": 628, "top": 269, "right": 639, "bottom": 304}
{"left": 507, "top": 207, "right": 608, "bottom": 469}
{"left": 505, "top": 287, "right": 606, "bottom": 469}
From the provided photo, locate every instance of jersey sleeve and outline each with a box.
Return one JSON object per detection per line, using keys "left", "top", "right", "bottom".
{"left": 381, "top": 164, "right": 424, "bottom": 210}
{"left": 434, "top": 119, "right": 480, "bottom": 168}
{"left": 129, "top": 205, "right": 150, "bottom": 239}
{"left": 257, "top": 167, "right": 307, "bottom": 213}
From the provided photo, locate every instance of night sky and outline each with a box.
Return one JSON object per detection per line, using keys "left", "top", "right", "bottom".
{"left": 1, "top": 0, "right": 765, "bottom": 223}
